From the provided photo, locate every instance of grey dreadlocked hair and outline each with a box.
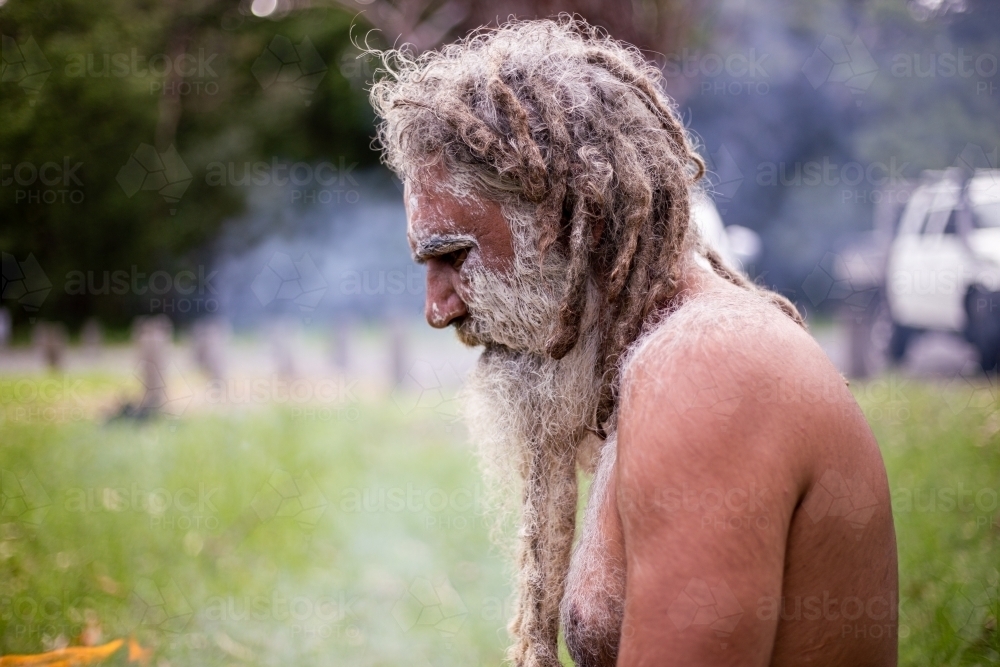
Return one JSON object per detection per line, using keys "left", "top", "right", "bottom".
{"left": 368, "top": 16, "right": 803, "bottom": 666}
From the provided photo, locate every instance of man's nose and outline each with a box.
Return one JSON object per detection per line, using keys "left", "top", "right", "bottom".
{"left": 424, "top": 262, "right": 468, "bottom": 328}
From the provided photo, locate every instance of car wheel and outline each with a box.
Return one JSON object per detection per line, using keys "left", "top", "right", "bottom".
{"left": 965, "top": 285, "right": 1000, "bottom": 372}
{"left": 888, "top": 321, "right": 922, "bottom": 364}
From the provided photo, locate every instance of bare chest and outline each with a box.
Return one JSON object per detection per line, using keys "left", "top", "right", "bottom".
{"left": 561, "top": 439, "right": 626, "bottom": 667}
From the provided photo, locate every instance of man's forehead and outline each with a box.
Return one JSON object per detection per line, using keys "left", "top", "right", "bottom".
{"left": 405, "top": 179, "right": 466, "bottom": 243}
{"left": 402, "top": 170, "right": 516, "bottom": 270}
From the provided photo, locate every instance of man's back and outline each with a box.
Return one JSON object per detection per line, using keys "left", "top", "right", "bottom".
{"left": 564, "top": 265, "right": 898, "bottom": 666}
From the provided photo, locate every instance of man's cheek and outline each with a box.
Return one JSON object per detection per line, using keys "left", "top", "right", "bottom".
{"left": 455, "top": 280, "right": 475, "bottom": 306}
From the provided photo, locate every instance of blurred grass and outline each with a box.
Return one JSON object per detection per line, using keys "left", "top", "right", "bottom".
{"left": 0, "top": 371, "right": 998, "bottom": 665}
{"left": 1, "top": 374, "right": 509, "bottom": 666}
{"left": 853, "top": 375, "right": 1000, "bottom": 666}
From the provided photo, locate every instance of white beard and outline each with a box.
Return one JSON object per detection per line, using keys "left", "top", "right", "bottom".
{"left": 448, "top": 201, "right": 627, "bottom": 666}
{"left": 457, "top": 227, "right": 604, "bottom": 541}
{"left": 458, "top": 249, "right": 605, "bottom": 667}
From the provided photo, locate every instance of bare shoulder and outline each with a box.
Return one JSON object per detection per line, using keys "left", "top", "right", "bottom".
{"left": 613, "top": 279, "right": 897, "bottom": 667}
{"left": 616, "top": 279, "right": 869, "bottom": 498}
{"left": 622, "top": 280, "right": 852, "bottom": 418}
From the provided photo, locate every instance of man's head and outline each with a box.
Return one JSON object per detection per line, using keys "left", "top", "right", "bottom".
{"left": 369, "top": 17, "right": 752, "bottom": 667}
{"left": 404, "top": 166, "right": 572, "bottom": 355}
{"left": 373, "top": 17, "right": 706, "bottom": 385}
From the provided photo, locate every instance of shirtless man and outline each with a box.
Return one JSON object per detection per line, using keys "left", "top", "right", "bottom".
{"left": 369, "top": 18, "right": 897, "bottom": 667}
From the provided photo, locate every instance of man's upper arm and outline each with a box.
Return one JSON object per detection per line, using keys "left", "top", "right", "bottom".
{"left": 614, "top": 338, "right": 805, "bottom": 666}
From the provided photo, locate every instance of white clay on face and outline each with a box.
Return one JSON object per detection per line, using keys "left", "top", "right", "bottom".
{"left": 429, "top": 301, "right": 448, "bottom": 327}
{"left": 405, "top": 179, "right": 467, "bottom": 249}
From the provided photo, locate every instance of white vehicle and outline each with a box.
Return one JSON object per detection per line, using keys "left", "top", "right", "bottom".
{"left": 691, "top": 192, "right": 761, "bottom": 275}
{"left": 859, "top": 167, "right": 1000, "bottom": 371}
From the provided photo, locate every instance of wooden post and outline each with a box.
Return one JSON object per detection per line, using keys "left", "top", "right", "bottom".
{"left": 33, "top": 322, "right": 67, "bottom": 371}
{"left": 134, "top": 315, "right": 173, "bottom": 413}
{"left": 0, "top": 308, "right": 11, "bottom": 348}
{"left": 81, "top": 318, "right": 103, "bottom": 358}
{"left": 268, "top": 318, "right": 299, "bottom": 381}
{"left": 192, "top": 317, "right": 229, "bottom": 382}
{"left": 330, "top": 318, "right": 351, "bottom": 373}
{"left": 388, "top": 318, "right": 408, "bottom": 387}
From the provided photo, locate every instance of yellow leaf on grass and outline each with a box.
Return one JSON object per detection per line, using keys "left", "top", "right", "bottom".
{"left": 0, "top": 638, "right": 124, "bottom": 666}
{"left": 126, "top": 638, "right": 151, "bottom": 665}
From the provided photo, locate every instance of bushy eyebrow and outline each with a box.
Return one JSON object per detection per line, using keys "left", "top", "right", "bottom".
{"left": 411, "top": 234, "right": 476, "bottom": 263}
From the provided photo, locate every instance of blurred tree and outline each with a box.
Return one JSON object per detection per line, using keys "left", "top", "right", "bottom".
{"left": 854, "top": 0, "right": 1000, "bottom": 170}
{"left": 1, "top": 0, "right": 708, "bottom": 332}
{"left": 665, "top": 0, "right": 1000, "bottom": 306}
{"left": 1, "top": 0, "right": 378, "bottom": 331}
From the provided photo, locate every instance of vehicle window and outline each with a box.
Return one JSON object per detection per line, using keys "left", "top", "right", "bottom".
{"left": 921, "top": 182, "right": 961, "bottom": 236}
{"left": 897, "top": 187, "right": 933, "bottom": 236}
{"left": 973, "top": 202, "right": 1000, "bottom": 228}
{"left": 969, "top": 173, "right": 1000, "bottom": 228}
{"left": 943, "top": 210, "right": 959, "bottom": 234}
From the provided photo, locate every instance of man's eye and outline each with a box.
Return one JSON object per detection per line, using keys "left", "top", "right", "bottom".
{"left": 449, "top": 248, "right": 470, "bottom": 269}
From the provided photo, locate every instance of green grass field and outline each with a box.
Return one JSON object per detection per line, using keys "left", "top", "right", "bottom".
{"left": 862, "top": 377, "right": 1000, "bottom": 666}
{"left": 1, "top": 371, "right": 998, "bottom": 666}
